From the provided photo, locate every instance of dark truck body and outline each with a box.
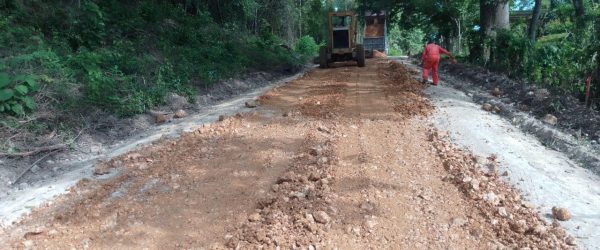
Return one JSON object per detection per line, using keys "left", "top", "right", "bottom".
{"left": 363, "top": 11, "right": 387, "bottom": 54}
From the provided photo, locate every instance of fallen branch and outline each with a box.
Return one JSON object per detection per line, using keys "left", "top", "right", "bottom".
{"left": 11, "top": 149, "right": 60, "bottom": 185}
{"left": 0, "top": 144, "right": 67, "bottom": 158}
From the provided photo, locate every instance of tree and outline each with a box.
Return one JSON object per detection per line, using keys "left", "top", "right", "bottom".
{"left": 528, "top": 0, "right": 543, "bottom": 41}
{"left": 572, "top": 0, "right": 585, "bottom": 26}
{"left": 480, "top": 0, "right": 510, "bottom": 63}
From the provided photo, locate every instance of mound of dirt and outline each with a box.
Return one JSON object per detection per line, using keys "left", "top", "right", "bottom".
{"left": 380, "top": 61, "right": 433, "bottom": 118}
{"left": 373, "top": 50, "right": 387, "bottom": 59}
{"left": 226, "top": 131, "right": 337, "bottom": 248}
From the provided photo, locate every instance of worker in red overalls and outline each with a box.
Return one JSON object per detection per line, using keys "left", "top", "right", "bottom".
{"left": 421, "top": 37, "right": 456, "bottom": 86}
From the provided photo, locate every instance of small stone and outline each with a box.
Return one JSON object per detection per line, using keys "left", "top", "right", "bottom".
{"left": 470, "top": 179, "right": 480, "bottom": 191}
{"left": 364, "top": 219, "right": 377, "bottom": 229}
{"left": 155, "top": 114, "right": 167, "bottom": 124}
{"left": 482, "top": 103, "right": 493, "bottom": 111}
{"left": 291, "top": 191, "right": 306, "bottom": 199}
{"left": 317, "top": 126, "right": 331, "bottom": 134}
{"left": 493, "top": 105, "right": 501, "bottom": 113}
{"left": 451, "top": 217, "right": 467, "bottom": 227}
{"left": 245, "top": 100, "right": 259, "bottom": 108}
{"left": 565, "top": 235, "right": 577, "bottom": 246}
{"left": 360, "top": 201, "right": 375, "bottom": 212}
{"left": 470, "top": 228, "right": 483, "bottom": 238}
{"left": 248, "top": 212, "right": 261, "bottom": 222}
{"left": 218, "top": 115, "right": 225, "bottom": 122}
{"left": 543, "top": 114, "right": 558, "bottom": 125}
{"left": 305, "top": 213, "right": 315, "bottom": 223}
{"left": 23, "top": 240, "right": 34, "bottom": 249}
{"left": 174, "top": 109, "right": 187, "bottom": 118}
{"left": 30, "top": 165, "right": 41, "bottom": 173}
{"left": 497, "top": 207, "right": 509, "bottom": 217}
{"left": 532, "top": 225, "right": 547, "bottom": 236}
{"left": 483, "top": 192, "right": 499, "bottom": 206}
{"left": 313, "top": 211, "right": 330, "bottom": 224}
{"left": 318, "top": 157, "right": 329, "bottom": 165}
{"left": 552, "top": 207, "right": 571, "bottom": 221}
{"left": 510, "top": 219, "right": 527, "bottom": 233}
{"left": 48, "top": 229, "right": 59, "bottom": 236}
{"left": 491, "top": 87, "right": 503, "bottom": 97}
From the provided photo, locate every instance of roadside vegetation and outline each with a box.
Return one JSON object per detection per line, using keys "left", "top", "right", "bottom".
{"left": 371, "top": 0, "right": 600, "bottom": 107}
{"left": 0, "top": 0, "right": 350, "bottom": 154}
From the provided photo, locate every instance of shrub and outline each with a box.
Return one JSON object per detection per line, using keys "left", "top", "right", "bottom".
{"left": 0, "top": 73, "right": 38, "bottom": 116}
{"left": 295, "top": 35, "right": 319, "bottom": 57}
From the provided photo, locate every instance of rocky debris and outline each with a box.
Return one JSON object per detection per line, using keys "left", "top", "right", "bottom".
{"left": 155, "top": 113, "right": 167, "bottom": 124}
{"left": 245, "top": 100, "right": 259, "bottom": 108}
{"left": 552, "top": 207, "right": 571, "bottom": 221}
{"left": 383, "top": 61, "right": 433, "bottom": 118}
{"left": 491, "top": 87, "right": 503, "bottom": 97}
{"left": 543, "top": 114, "right": 558, "bottom": 125}
{"left": 226, "top": 132, "right": 336, "bottom": 248}
{"left": 482, "top": 103, "right": 493, "bottom": 112}
{"left": 429, "top": 129, "right": 574, "bottom": 249}
{"left": 174, "top": 109, "right": 187, "bottom": 119}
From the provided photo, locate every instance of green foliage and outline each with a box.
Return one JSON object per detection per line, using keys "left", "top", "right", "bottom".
{"left": 388, "top": 26, "right": 425, "bottom": 56}
{"left": 295, "top": 35, "right": 319, "bottom": 57}
{"left": 1, "top": 0, "right": 317, "bottom": 118}
{"left": 0, "top": 73, "right": 38, "bottom": 116}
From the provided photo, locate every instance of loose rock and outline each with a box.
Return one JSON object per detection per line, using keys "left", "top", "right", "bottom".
{"left": 552, "top": 207, "right": 571, "bottom": 221}
{"left": 313, "top": 211, "right": 330, "bottom": 224}
{"left": 482, "top": 103, "right": 493, "bottom": 112}
{"left": 245, "top": 100, "right": 259, "bottom": 108}
{"left": 155, "top": 113, "right": 167, "bottom": 124}
{"left": 248, "top": 212, "right": 261, "bottom": 222}
{"left": 491, "top": 87, "right": 503, "bottom": 97}
{"left": 174, "top": 109, "right": 187, "bottom": 119}
{"left": 543, "top": 114, "right": 558, "bottom": 125}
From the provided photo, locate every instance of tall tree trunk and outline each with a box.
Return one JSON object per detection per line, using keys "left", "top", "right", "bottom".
{"left": 494, "top": 0, "right": 510, "bottom": 30}
{"left": 572, "top": 0, "right": 585, "bottom": 27}
{"left": 528, "top": 0, "right": 542, "bottom": 42}
{"left": 479, "top": 0, "right": 510, "bottom": 64}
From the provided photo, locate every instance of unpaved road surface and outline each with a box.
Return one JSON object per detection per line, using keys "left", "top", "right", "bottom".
{"left": 1, "top": 60, "right": 575, "bottom": 249}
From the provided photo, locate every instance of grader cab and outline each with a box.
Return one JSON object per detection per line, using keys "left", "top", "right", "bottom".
{"left": 319, "top": 11, "right": 366, "bottom": 68}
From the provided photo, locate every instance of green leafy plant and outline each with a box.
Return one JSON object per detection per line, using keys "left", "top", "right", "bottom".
{"left": 0, "top": 73, "right": 38, "bottom": 116}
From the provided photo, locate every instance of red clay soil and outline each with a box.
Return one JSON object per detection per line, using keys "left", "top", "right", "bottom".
{"left": 0, "top": 60, "right": 574, "bottom": 249}
{"left": 373, "top": 50, "right": 387, "bottom": 59}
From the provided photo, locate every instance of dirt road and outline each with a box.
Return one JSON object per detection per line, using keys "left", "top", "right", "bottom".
{"left": 0, "top": 60, "right": 574, "bottom": 249}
